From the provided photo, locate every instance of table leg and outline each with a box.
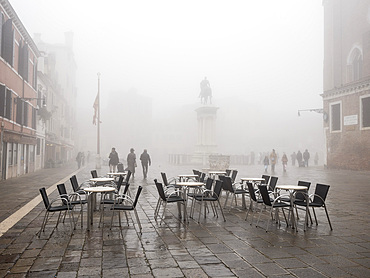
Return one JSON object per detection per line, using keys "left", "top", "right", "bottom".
{"left": 87, "top": 193, "right": 93, "bottom": 231}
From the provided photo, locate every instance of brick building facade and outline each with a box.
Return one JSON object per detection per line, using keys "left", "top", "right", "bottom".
{"left": 322, "top": 0, "right": 370, "bottom": 170}
{"left": 0, "top": 0, "right": 41, "bottom": 179}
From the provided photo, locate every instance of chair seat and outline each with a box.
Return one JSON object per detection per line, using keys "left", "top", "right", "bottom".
{"left": 194, "top": 196, "right": 217, "bottom": 202}
{"left": 234, "top": 189, "right": 248, "bottom": 194}
{"left": 110, "top": 205, "right": 134, "bottom": 211}
{"left": 294, "top": 200, "right": 322, "bottom": 207}
{"left": 272, "top": 202, "right": 290, "bottom": 208}
{"left": 48, "top": 204, "right": 74, "bottom": 212}
{"left": 167, "top": 196, "right": 185, "bottom": 203}
{"left": 70, "top": 200, "right": 87, "bottom": 205}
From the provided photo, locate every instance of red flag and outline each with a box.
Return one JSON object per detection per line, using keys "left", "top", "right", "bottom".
{"left": 93, "top": 94, "right": 98, "bottom": 125}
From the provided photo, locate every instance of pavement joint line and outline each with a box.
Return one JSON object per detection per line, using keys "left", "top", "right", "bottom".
{"left": 0, "top": 168, "right": 82, "bottom": 237}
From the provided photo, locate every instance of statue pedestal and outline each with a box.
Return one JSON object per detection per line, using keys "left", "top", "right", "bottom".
{"left": 192, "top": 106, "right": 219, "bottom": 165}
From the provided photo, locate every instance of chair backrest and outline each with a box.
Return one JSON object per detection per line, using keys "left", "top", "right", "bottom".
{"left": 269, "top": 176, "right": 278, "bottom": 191}
{"left": 199, "top": 172, "right": 206, "bottom": 182}
{"left": 261, "top": 175, "right": 270, "bottom": 185}
{"left": 70, "top": 175, "right": 79, "bottom": 192}
{"left": 205, "top": 178, "right": 214, "bottom": 190}
{"left": 57, "top": 183, "right": 69, "bottom": 205}
{"left": 313, "top": 183, "right": 330, "bottom": 205}
{"left": 225, "top": 169, "right": 232, "bottom": 176}
{"left": 122, "top": 181, "right": 130, "bottom": 195}
{"left": 154, "top": 180, "right": 167, "bottom": 201}
{"left": 212, "top": 180, "right": 223, "bottom": 199}
{"left": 39, "top": 187, "right": 50, "bottom": 209}
{"left": 258, "top": 185, "right": 272, "bottom": 206}
{"left": 125, "top": 171, "right": 132, "bottom": 183}
{"left": 231, "top": 170, "right": 238, "bottom": 183}
{"left": 220, "top": 176, "right": 234, "bottom": 193}
{"left": 160, "top": 172, "right": 169, "bottom": 186}
{"left": 132, "top": 186, "right": 143, "bottom": 208}
{"left": 192, "top": 169, "right": 200, "bottom": 177}
{"left": 91, "top": 170, "right": 98, "bottom": 178}
{"left": 116, "top": 175, "right": 124, "bottom": 192}
{"left": 296, "top": 180, "right": 311, "bottom": 200}
{"left": 247, "top": 182, "right": 257, "bottom": 202}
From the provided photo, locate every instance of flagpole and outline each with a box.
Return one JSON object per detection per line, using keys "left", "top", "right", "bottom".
{"left": 96, "top": 72, "right": 101, "bottom": 169}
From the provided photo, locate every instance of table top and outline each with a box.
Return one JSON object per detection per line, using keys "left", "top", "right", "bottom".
{"left": 208, "top": 171, "right": 226, "bottom": 175}
{"left": 90, "top": 177, "right": 114, "bottom": 182}
{"left": 178, "top": 174, "right": 198, "bottom": 178}
{"left": 107, "top": 172, "right": 126, "bottom": 176}
{"left": 176, "top": 182, "right": 204, "bottom": 187}
{"left": 240, "top": 178, "right": 266, "bottom": 182}
{"left": 276, "top": 185, "right": 308, "bottom": 191}
{"left": 84, "top": 186, "right": 116, "bottom": 193}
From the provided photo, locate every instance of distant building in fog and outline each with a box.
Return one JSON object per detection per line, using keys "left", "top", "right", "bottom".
{"left": 0, "top": 0, "right": 40, "bottom": 179}
{"left": 322, "top": 0, "right": 370, "bottom": 170}
{"left": 34, "top": 33, "right": 77, "bottom": 167}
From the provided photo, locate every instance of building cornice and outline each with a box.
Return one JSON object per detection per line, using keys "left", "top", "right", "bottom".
{"left": 321, "top": 78, "right": 370, "bottom": 100}
{"left": 0, "top": 0, "right": 40, "bottom": 57}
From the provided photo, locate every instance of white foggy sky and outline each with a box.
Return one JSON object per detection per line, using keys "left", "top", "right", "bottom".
{"left": 10, "top": 0, "right": 324, "bottom": 113}
{"left": 9, "top": 0, "right": 326, "bottom": 159}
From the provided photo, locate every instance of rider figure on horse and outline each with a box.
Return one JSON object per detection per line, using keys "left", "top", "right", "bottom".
{"left": 199, "top": 77, "right": 212, "bottom": 104}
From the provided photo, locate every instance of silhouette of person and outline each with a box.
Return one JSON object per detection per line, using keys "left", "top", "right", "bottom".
{"left": 270, "top": 149, "right": 277, "bottom": 172}
{"left": 109, "top": 147, "right": 119, "bottom": 172}
{"left": 127, "top": 148, "right": 136, "bottom": 178}
{"left": 297, "top": 150, "right": 303, "bottom": 167}
{"left": 263, "top": 156, "right": 269, "bottom": 172}
{"left": 76, "top": 152, "right": 82, "bottom": 169}
{"left": 140, "top": 149, "right": 151, "bottom": 179}
{"left": 303, "top": 149, "right": 310, "bottom": 167}
{"left": 281, "top": 153, "right": 288, "bottom": 172}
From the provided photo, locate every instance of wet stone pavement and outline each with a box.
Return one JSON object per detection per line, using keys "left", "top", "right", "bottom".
{"left": 0, "top": 162, "right": 369, "bottom": 277}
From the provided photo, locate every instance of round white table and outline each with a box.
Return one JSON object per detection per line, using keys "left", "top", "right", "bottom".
{"left": 107, "top": 172, "right": 126, "bottom": 177}
{"left": 176, "top": 182, "right": 204, "bottom": 221}
{"left": 178, "top": 174, "right": 199, "bottom": 182}
{"left": 276, "top": 185, "right": 308, "bottom": 231}
{"left": 90, "top": 177, "right": 114, "bottom": 183}
{"left": 85, "top": 186, "right": 116, "bottom": 230}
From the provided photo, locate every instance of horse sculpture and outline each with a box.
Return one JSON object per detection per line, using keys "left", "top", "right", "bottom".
{"left": 199, "top": 86, "right": 212, "bottom": 105}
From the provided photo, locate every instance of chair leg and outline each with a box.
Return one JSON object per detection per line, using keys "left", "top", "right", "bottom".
{"left": 38, "top": 211, "right": 49, "bottom": 237}
{"left": 312, "top": 207, "right": 318, "bottom": 225}
{"left": 198, "top": 199, "right": 203, "bottom": 223}
{"left": 217, "top": 200, "right": 226, "bottom": 222}
{"left": 323, "top": 205, "right": 333, "bottom": 230}
{"left": 134, "top": 209, "right": 142, "bottom": 234}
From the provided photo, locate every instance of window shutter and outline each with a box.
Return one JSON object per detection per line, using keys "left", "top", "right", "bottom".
{"left": 16, "top": 99, "right": 23, "bottom": 125}
{"left": 2, "top": 19, "right": 14, "bottom": 66}
{"left": 32, "top": 107, "right": 36, "bottom": 129}
{"left": 0, "top": 84, "right": 5, "bottom": 117}
{"left": 362, "top": 97, "right": 370, "bottom": 128}
{"left": 5, "top": 88, "right": 12, "bottom": 120}
{"left": 18, "top": 41, "right": 23, "bottom": 77}
{"left": 24, "top": 102, "right": 28, "bottom": 126}
{"left": 0, "top": 13, "right": 3, "bottom": 55}
{"left": 22, "top": 43, "right": 29, "bottom": 81}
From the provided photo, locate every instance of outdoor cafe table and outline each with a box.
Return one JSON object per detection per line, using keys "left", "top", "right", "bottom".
{"left": 84, "top": 186, "right": 116, "bottom": 231}
{"left": 275, "top": 185, "right": 308, "bottom": 231}
{"left": 178, "top": 174, "right": 198, "bottom": 182}
{"left": 89, "top": 177, "right": 114, "bottom": 186}
{"left": 208, "top": 171, "right": 226, "bottom": 179}
{"left": 176, "top": 181, "right": 204, "bottom": 222}
{"left": 107, "top": 172, "right": 126, "bottom": 177}
{"left": 240, "top": 177, "right": 266, "bottom": 184}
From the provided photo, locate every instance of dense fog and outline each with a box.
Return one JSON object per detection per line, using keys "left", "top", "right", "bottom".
{"left": 11, "top": 0, "right": 325, "bottom": 166}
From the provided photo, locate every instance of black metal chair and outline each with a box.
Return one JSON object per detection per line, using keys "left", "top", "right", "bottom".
{"left": 193, "top": 179, "right": 226, "bottom": 223}
{"left": 220, "top": 175, "right": 248, "bottom": 209}
{"left": 38, "top": 187, "right": 75, "bottom": 237}
{"left": 256, "top": 184, "right": 290, "bottom": 232}
{"left": 188, "top": 177, "right": 214, "bottom": 218}
{"left": 154, "top": 180, "right": 187, "bottom": 225}
{"left": 57, "top": 183, "right": 87, "bottom": 228}
{"left": 91, "top": 170, "right": 98, "bottom": 178}
{"left": 268, "top": 176, "right": 278, "bottom": 192}
{"left": 109, "top": 186, "right": 143, "bottom": 234}
{"left": 230, "top": 170, "right": 238, "bottom": 183}
{"left": 245, "top": 182, "right": 264, "bottom": 225}
{"left": 261, "top": 174, "right": 270, "bottom": 185}
{"left": 294, "top": 183, "right": 332, "bottom": 230}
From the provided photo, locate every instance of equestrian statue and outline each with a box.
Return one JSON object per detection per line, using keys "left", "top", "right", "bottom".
{"left": 199, "top": 77, "right": 212, "bottom": 105}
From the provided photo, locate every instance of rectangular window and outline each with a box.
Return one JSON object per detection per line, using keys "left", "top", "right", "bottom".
{"left": 32, "top": 107, "right": 36, "bottom": 129}
{"left": 23, "top": 102, "right": 28, "bottom": 127}
{"left": 8, "top": 143, "right": 13, "bottom": 165}
{"left": 16, "top": 98, "right": 23, "bottom": 124}
{"left": 331, "top": 102, "right": 341, "bottom": 132}
{"left": 5, "top": 88, "right": 12, "bottom": 120}
{"left": 36, "top": 138, "right": 40, "bottom": 155}
{"left": 14, "top": 143, "right": 18, "bottom": 165}
{"left": 0, "top": 84, "right": 5, "bottom": 117}
{"left": 362, "top": 96, "right": 370, "bottom": 128}
{"left": 2, "top": 19, "right": 14, "bottom": 66}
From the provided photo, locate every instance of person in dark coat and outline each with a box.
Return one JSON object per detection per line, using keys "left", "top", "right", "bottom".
{"left": 109, "top": 147, "right": 119, "bottom": 172}
{"left": 140, "top": 149, "right": 151, "bottom": 179}
{"left": 127, "top": 148, "right": 136, "bottom": 178}
{"left": 303, "top": 149, "right": 310, "bottom": 167}
{"left": 296, "top": 150, "right": 303, "bottom": 167}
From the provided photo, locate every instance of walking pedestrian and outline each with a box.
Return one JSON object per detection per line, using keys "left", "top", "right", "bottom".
{"left": 126, "top": 148, "right": 136, "bottom": 178}
{"left": 291, "top": 152, "right": 296, "bottom": 166}
{"left": 270, "top": 149, "right": 277, "bottom": 172}
{"left": 76, "top": 152, "right": 82, "bottom": 169}
{"left": 140, "top": 149, "right": 151, "bottom": 179}
{"left": 109, "top": 147, "right": 119, "bottom": 172}
{"left": 282, "top": 153, "right": 288, "bottom": 172}
{"left": 263, "top": 156, "right": 269, "bottom": 172}
{"left": 297, "top": 150, "right": 303, "bottom": 167}
{"left": 303, "top": 149, "right": 310, "bottom": 167}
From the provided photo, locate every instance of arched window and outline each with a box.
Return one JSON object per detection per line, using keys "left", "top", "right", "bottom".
{"left": 347, "top": 46, "right": 363, "bottom": 82}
